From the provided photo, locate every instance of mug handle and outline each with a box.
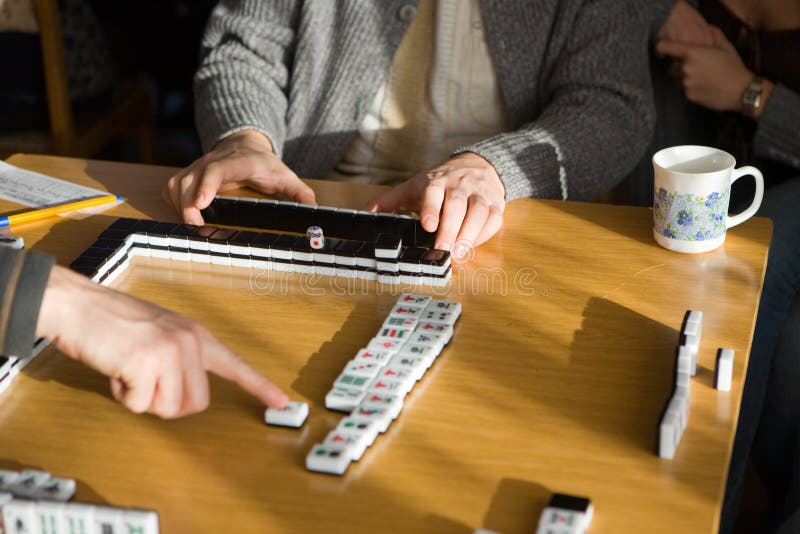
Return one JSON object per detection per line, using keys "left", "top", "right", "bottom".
{"left": 726, "top": 166, "right": 764, "bottom": 229}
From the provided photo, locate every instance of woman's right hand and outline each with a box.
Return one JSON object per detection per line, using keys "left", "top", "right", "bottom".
{"left": 163, "top": 130, "right": 316, "bottom": 225}
{"left": 658, "top": 0, "right": 714, "bottom": 47}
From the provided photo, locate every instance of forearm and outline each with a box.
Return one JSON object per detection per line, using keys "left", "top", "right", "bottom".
{"left": 194, "top": 1, "right": 298, "bottom": 154}
{"left": 0, "top": 249, "right": 54, "bottom": 356}
{"left": 462, "top": 1, "right": 654, "bottom": 202}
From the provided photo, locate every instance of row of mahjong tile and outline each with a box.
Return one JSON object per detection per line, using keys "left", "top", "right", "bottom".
{"left": 308, "top": 295, "right": 461, "bottom": 475}
{"left": 200, "top": 195, "right": 436, "bottom": 247}
{"left": 658, "top": 310, "right": 702, "bottom": 460}
{"left": 0, "top": 494, "right": 159, "bottom": 534}
{"left": 0, "top": 339, "right": 50, "bottom": 396}
{"left": 69, "top": 219, "right": 451, "bottom": 286}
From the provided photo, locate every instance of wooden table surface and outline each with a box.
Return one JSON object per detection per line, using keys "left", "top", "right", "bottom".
{"left": 0, "top": 154, "right": 772, "bottom": 533}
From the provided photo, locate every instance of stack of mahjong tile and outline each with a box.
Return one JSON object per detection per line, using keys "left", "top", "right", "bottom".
{"left": 308, "top": 294, "right": 461, "bottom": 475}
{"left": 0, "top": 469, "right": 159, "bottom": 533}
{"left": 69, "top": 218, "right": 451, "bottom": 288}
{"left": 0, "top": 338, "right": 51, "bottom": 396}
{"left": 658, "top": 310, "right": 702, "bottom": 459}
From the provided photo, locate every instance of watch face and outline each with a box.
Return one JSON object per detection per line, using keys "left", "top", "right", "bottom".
{"left": 742, "top": 78, "right": 763, "bottom": 117}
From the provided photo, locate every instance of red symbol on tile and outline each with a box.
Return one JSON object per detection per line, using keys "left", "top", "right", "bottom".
{"left": 332, "top": 435, "right": 344, "bottom": 442}
{"left": 423, "top": 324, "right": 434, "bottom": 329}
{"left": 374, "top": 382, "right": 387, "bottom": 388}
{"left": 384, "top": 369, "right": 397, "bottom": 376}
{"left": 313, "top": 240, "right": 319, "bottom": 247}
{"left": 403, "top": 296, "right": 415, "bottom": 301}
{"left": 363, "top": 352, "right": 374, "bottom": 358}
{"left": 370, "top": 395, "right": 382, "bottom": 401}
{"left": 396, "top": 308, "right": 408, "bottom": 313}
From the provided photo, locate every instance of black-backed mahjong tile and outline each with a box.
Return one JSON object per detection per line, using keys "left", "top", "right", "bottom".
{"left": 133, "top": 219, "right": 159, "bottom": 233}
{"left": 98, "top": 228, "right": 132, "bottom": 241}
{"left": 91, "top": 237, "right": 126, "bottom": 249}
{"left": 169, "top": 224, "right": 200, "bottom": 237}
{"left": 148, "top": 221, "right": 178, "bottom": 238}
{"left": 196, "top": 226, "right": 220, "bottom": 239}
{"left": 207, "top": 227, "right": 238, "bottom": 244}
{"left": 351, "top": 212, "right": 377, "bottom": 241}
{"left": 374, "top": 213, "right": 397, "bottom": 240}
{"left": 291, "top": 235, "right": 314, "bottom": 262}
{"left": 313, "top": 237, "right": 342, "bottom": 263}
{"left": 312, "top": 206, "right": 339, "bottom": 233}
{"left": 399, "top": 246, "right": 426, "bottom": 264}
{"left": 108, "top": 217, "right": 139, "bottom": 232}
{"left": 414, "top": 221, "right": 436, "bottom": 248}
{"left": 271, "top": 234, "right": 295, "bottom": 251}
{"left": 200, "top": 197, "right": 221, "bottom": 223}
{"left": 215, "top": 196, "right": 238, "bottom": 224}
{"left": 231, "top": 198, "right": 261, "bottom": 228}
{"left": 81, "top": 246, "right": 115, "bottom": 259}
{"left": 395, "top": 216, "right": 417, "bottom": 245}
{"left": 229, "top": 230, "right": 258, "bottom": 247}
{"left": 333, "top": 240, "right": 363, "bottom": 263}
{"left": 354, "top": 242, "right": 375, "bottom": 259}
{"left": 250, "top": 231, "right": 278, "bottom": 254}
{"left": 375, "top": 233, "right": 402, "bottom": 256}
{"left": 69, "top": 256, "right": 104, "bottom": 273}
{"left": 420, "top": 248, "right": 449, "bottom": 266}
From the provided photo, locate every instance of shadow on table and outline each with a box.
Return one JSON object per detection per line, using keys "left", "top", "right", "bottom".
{"left": 291, "top": 300, "right": 375, "bottom": 406}
{"left": 0, "top": 458, "right": 109, "bottom": 505}
{"left": 541, "top": 200, "right": 657, "bottom": 249}
{"left": 480, "top": 478, "right": 551, "bottom": 534}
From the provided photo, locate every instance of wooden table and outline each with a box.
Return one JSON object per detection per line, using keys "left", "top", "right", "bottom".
{"left": 0, "top": 154, "right": 772, "bottom": 533}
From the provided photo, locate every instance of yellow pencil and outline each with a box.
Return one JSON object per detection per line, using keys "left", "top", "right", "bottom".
{"left": 0, "top": 194, "right": 123, "bottom": 228}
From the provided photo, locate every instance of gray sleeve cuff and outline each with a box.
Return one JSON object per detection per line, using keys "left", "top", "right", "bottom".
{"left": 754, "top": 84, "right": 800, "bottom": 171}
{"left": 456, "top": 128, "right": 565, "bottom": 202}
{"left": 0, "top": 249, "right": 54, "bottom": 357}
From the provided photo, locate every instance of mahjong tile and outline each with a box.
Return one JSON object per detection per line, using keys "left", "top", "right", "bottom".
{"left": 62, "top": 503, "right": 95, "bottom": 534}
{"left": 336, "top": 416, "right": 381, "bottom": 444}
{"left": 306, "top": 444, "right": 352, "bottom": 475}
{"left": 387, "top": 354, "right": 429, "bottom": 380}
{"left": 374, "top": 326, "right": 414, "bottom": 342}
{"left": 333, "top": 373, "right": 372, "bottom": 390}
{"left": 323, "top": 429, "right": 370, "bottom": 461}
{"left": 426, "top": 299, "right": 461, "bottom": 313}
{"left": 418, "top": 309, "right": 459, "bottom": 325}
{"left": 382, "top": 315, "right": 418, "bottom": 329}
{"left": 398, "top": 343, "right": 439, "bottom": 361}
{"left": 2, "top": 499, "right": 36, "bottom": 534}
{"left": 359, "top": 392, "right": 404, "bottom": 419}
{"left": 415, "top": 321, "right": 454, "bottom": 342}
{"left": 265, "top": 401, "right": 309, "bottom": 428}
{"left": 123, "top": 509, "right": 160, "bottom": 534}
{"left": 350, "top": 405, "right": 394, "bottom": 433}
{"left": 397, "top": 293, "right": 432, "bottom": 307}
{"left": 9, "top": 469, "right": 51, "bottom": 498}
{"left": 369, "top": 376, "right": 414, "bottom": 397}
{"left": 0, "top": 470, "right": 19, "bottom": 492}
{"left": 343, "top": 360, "right": 383, "bottom": 378}
{"left": 366, "top": 339, "right": 405, "bottom": 354}
{"left": 93, "top": 505, "right": 126, "bottom": 533}
{"left": 390, "top": 304, "right": 425, "bottom": 318}
{"left": 355, "top": 348, "right": 394, "bottom": 365}
{"left": 406, "top": 331, "right": 446, "bottom": 350}
{"left": 325, "top": 386, "right": 366, "bottom": 412}
{"left": 33, "top": 476, "right": 76, "bottom": 501}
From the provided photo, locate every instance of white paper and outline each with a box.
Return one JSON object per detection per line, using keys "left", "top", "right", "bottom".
{"left": 0, "top": 161, "right": 121, "bottom": 218}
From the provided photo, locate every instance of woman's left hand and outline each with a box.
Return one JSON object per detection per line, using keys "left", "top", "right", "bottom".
{"left": 657, "top": 26, "right": 752, "bottom": 112}
{"left": 365, "top": 152, "right": 506, "bottom": 259}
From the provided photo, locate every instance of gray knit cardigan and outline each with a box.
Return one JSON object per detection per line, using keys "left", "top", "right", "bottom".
{"left": 195, "top": 0, "right": 655, "bottom": 202}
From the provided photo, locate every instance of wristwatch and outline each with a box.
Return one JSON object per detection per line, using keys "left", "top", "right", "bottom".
{"left": 741, "top": 76, "right": 764, "bottom": 118}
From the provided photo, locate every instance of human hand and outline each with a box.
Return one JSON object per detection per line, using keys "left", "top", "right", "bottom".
{"left": 656, "top": 26, "right": 752, "bottom": 112}
{"left": 658, "top": 0, "right": 714, "bottom": 46}
{"left": 163, "top": 129, "right": 316, "bottom": 226}
{"left": 365, "top": 152, "right": 505, "bottom": 258}
{"left": 36, "top": 266, "right": 289, "bottom": 418}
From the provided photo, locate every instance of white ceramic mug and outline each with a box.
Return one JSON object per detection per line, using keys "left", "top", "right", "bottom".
{"left": 652, "top": 145, "right": 764, "bottom": 253}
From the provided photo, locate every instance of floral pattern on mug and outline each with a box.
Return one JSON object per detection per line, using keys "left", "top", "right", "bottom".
{"left": 653, "top": 186, "right": 729, "bottom": 241}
